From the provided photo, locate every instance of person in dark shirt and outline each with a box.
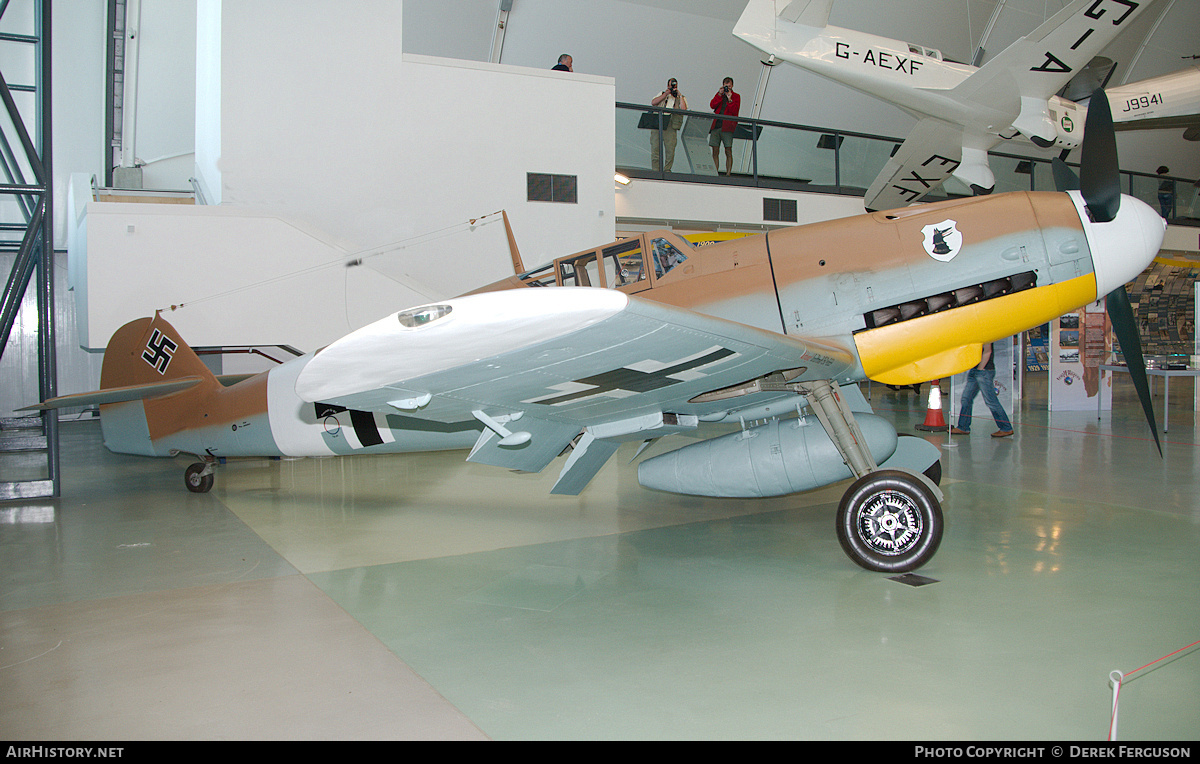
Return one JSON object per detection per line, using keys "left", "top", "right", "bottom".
{"left": 1156, "top": 166, "right": 1174, "bottom": 219}
{"left": 552, "top": 54, "right": 573, "bottom": 72}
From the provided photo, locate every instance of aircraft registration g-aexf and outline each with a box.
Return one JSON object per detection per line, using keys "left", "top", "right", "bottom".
{"left": 733, "top": 0, "right": 1173, "bottom": 211}
{"left": 26, "top": 92, "right": 1165, "bottom": 574}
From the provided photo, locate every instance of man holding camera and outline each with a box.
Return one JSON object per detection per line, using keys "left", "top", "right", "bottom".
{"left": 650, "top": 78, "right": 688, "bottom": 172}
{"left": 709, "top": 77, "right": 740, "bottom": 176}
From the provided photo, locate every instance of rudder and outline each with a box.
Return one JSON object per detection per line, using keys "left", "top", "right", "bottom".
{"left": 101, "top": 313, "right": 217, "bottom": 390}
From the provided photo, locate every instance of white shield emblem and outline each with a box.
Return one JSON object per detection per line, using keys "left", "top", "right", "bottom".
{"left": 921, "top": 220, "right": 963, "bottom": 262}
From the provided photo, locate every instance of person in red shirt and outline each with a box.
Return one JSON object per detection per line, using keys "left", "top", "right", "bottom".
{"left": 709, "top": 77, "right": 740, "bottom": 175}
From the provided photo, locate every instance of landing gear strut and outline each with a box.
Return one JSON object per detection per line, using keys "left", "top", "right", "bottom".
{"left": 800, "top": 380, "right": 944, "bottom": 572}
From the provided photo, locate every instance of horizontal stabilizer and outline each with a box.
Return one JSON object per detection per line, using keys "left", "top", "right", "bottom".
{"left": 19, "top": 377, "right": 204, "bottom": 411}
{"left": 217, "top": 373, "right": 258, "bottom": 387}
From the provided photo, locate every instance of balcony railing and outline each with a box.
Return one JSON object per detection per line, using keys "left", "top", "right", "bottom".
{"left": 616, "top": 102, "right": 1198, "bottom": 223}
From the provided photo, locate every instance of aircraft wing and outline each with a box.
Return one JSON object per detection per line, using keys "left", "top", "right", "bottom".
{"left": 294, "top": 288, "right": 859, "bottom": 493}
{"left": 863, "top": 117, "right": 964, "bottom": 211}
{"left": 953, "top": 0, "right": 1157, "bottom": 124}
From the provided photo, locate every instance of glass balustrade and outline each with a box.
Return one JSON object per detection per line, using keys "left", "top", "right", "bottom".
{"left": 616, "top": 102, "right": 1194, "bottom": 224}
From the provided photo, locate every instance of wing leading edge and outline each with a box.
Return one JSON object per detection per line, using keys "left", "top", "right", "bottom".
{"left": 864, "top": 117, "right": 967, "bottom": 211}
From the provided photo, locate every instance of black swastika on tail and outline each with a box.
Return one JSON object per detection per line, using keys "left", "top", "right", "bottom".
{"left": 142, "top": 329, "right": 178, "bottom": 375}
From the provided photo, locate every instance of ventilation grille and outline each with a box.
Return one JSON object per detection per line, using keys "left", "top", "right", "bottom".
{"left": 763, "top": 197, "right": 797, "bottom": 223}
{"left": 528, "top": 173, "right": 577, "bottom": 203}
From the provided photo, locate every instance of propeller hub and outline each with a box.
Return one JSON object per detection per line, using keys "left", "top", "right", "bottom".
{"left": 1068, "top": 190, "right": 1166, "bottom": 299}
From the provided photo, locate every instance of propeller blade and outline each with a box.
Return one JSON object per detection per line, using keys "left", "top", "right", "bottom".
{"left": 1066, "top": 89, "right": 1160, "bottom": 453}
{"left": 1107, "top": 285, "right": 1161, "bottom": 456}
{"left": 1051, "top": 157, "right": 1079, "bottom": 192}
{"left": 1079, "top": 88, "right": 1120, "bottom": 222}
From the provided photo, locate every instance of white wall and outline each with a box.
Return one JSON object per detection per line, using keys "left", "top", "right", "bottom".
{"left": 193, "top": 0, "right": 218, "bottom": 205}
{"left": 59, "top": 0, "right": 1200, "bottom": 228}
{"left": 77, "top": 0, "right": 616, "bottom": 352}
{"left": 200, "top": 1, "right": 614, "bottom": 265}
{"left": 78, "top": 202, "right": 425, "bottom": 349}
{"left": 615, "top": 178, "right": 861, "bottom": 230}
{"left": 117, "top": 0, "right": 197, "bottom": 189}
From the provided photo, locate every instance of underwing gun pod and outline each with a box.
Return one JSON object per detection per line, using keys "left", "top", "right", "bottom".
{"left": 27, "top": 94, "right": 1163, "bottom": 572}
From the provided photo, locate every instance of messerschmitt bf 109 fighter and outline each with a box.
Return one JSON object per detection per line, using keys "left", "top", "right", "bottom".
{"left": 732, "top": 0, "right": 1182, "bottom": 211}
{"left": 27, "top": 91, "right": 1164, "bottom": 573}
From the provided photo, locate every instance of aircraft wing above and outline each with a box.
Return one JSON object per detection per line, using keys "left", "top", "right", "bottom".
{"left": 863, "top": 117, "right": 965, "bottom": 211}
{"left": 953, "top": 0, "right": 1157, "bottom": 120}
{"left": 294, "top": 288, "right": 858, "bottom": 491}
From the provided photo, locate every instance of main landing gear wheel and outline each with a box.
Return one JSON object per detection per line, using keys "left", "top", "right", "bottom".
{"left": 836, "top": 469, "right": 942, "bottom": 573}
{"left": 184, "top": 462, "right": 214, "bottom": 493}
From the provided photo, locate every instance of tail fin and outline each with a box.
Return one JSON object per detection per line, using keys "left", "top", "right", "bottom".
{"left": 101, "top": 313, "right": 217, "bottom": 389}
{"left": 20, "top": 314, "right": 220, "bottom": 457}
{"left": 780, "top": 0, "right": 832, "bottom": 27}
{"left": 20, "top": 314, "right": 214, "bottom": 413}
{"left": 734, "top": 0, "right": 829, "bottom": 56}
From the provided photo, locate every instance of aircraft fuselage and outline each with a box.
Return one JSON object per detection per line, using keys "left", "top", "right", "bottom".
{"left": 94, "top": 184, "right": 1163, "bottom": 466}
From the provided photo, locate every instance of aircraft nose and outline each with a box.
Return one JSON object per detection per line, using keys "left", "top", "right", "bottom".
{"left": 1077, "top": 192, "right": 1166, "bottom": 298}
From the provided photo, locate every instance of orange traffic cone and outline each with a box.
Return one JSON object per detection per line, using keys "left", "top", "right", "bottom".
{"left": 915, "top": 380, "right": 948, "bottom": 431}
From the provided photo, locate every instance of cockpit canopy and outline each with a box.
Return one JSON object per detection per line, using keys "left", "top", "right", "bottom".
{"left": 906, "top": 43, "right": 942, "bottom": 61}
{"left": 520, "top": 231, "right": 693, "bottom": 292}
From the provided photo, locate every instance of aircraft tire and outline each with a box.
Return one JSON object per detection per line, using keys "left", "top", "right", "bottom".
{"left": 836, "top": 469, "right": 942, "bottom": 573}
{"left": 184, "top": 462, "right": 214, "bottom": 493}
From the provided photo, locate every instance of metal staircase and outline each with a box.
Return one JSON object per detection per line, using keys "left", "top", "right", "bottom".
{"left": 0, "top": 0, "right": 57, "bottom": 500}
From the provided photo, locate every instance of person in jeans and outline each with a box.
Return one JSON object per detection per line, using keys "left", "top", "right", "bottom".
{"left": 951, "top": 343, "right": 1013, "bottom": 437}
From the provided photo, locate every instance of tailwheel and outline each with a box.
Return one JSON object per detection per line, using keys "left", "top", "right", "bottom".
{"left": 836, "top": 469, "right": 942, "bottom": 572}
{"left": 184, "top": 462, "right": 215, "bottom": 493}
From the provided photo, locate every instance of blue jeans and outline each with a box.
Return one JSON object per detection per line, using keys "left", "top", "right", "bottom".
{"left": 957, "top": 368, "right": 1011, "bottom": 432}
{"left": 1159, "top": 192, "right": 1173, "bottom": 219}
